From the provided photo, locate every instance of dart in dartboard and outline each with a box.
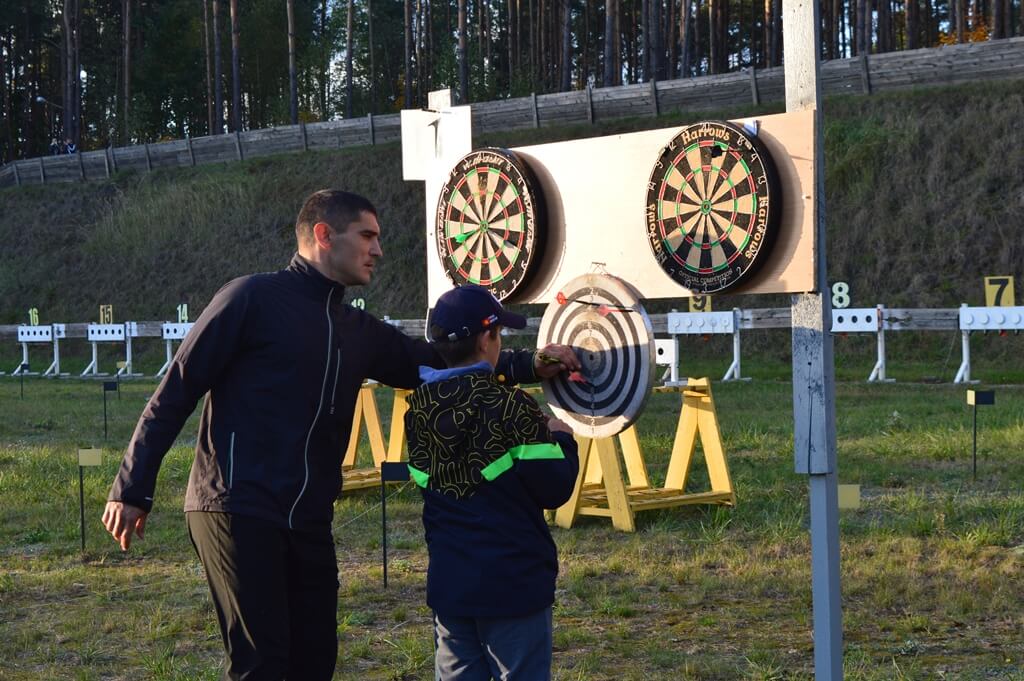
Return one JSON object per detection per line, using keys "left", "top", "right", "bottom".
{"left": 435, "top": 148, "right": 546, "bottom": 301}
{"left": 646, "top": 120, "right": 782, "bottom": 294}
{"left": 538, "top": 274, "right": 656, "bottom": 439}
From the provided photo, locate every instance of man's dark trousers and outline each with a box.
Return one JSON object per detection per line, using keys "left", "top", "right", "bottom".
{"left": 187, "top": 511, "right": 339, "bottom": 680}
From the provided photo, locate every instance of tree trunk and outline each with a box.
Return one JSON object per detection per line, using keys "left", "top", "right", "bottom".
{"left": 770, "top": 0, "right": 781, "bottom": 65}
{"left": 649, "top": 0, "right": 661, "bottom": 80}
{"left": 122, "top": 0, "right": 131, "bottom": 143}
{"left": 458, "top": 0, "right": 468, "bottom": 102}
{"left": 229, "top": 0, "right": 241, "bottom": 131}
{"left": 202, "top": 0, "right": 214, "bottom": 134}
{"left": 368, "top": 0, "right": 375, "bottom": 113}
{"left": 319, "top": 0, "right": 328, "bottom": 117}
{"left": 603, "top": 0, "right": 615, "bottom": 86}
{"left": 560, "top": 0, "right": 572, "bottom": 90}
{"left": 667, "top": 0, "right": 676, "bottom": 75}
{"left": 212, "top": 0, "right": 223, "bottom": 133}
{"left": 63, "top": 0, "right": 77, "bottom": 145}
{"left": 679, "top": 0, "right": 691, "bottom": 76}
{"left": 287, "top": 0, "right": 298, "bottom": 124}
{"left": 906, "top": 0, "right": 918, "bottom": 49}
{"left": 509, "top": 0, "right": 517, "bottom": 91}
{"left": 479, "top": 0, "right": 487, "bottom": 92}
{"left": 404, "top": 0, "right": 413, "bottom": 107}
{"left": 345, "top": 0, "right": 354, "bottom": 118}
{"left": 707, "top": 0, "right": 716, "bottom": 73}
{"left": 876, "top": 0, "right": 890, "bottom": 52}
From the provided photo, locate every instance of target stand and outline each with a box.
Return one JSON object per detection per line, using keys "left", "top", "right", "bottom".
{"left": 341, "top": 384, "right": 413, "bottom": 492}
{"left": 14, "top": 324, "right": 68, "bottom": 376}
{"left": 553, "top": 378, "right": 735, "bottom": 532}
{"left": 156, "top": 323, "right": 195, "bottom": 377}
{"left": 80, "top": 323, "right": 143, "bottom": 377}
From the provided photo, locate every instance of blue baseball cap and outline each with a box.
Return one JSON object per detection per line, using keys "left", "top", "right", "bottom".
{"left": 428, "top": 285, "right": 527, "bottom": 342}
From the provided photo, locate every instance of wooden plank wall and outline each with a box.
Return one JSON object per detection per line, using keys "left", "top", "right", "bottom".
{"left": 2, "top": 38, "right": 1021, "bottom": 189}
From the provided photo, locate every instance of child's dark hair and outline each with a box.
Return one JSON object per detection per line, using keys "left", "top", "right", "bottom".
{"left": 429, "top": 325, "right": 499, "bottom": 367}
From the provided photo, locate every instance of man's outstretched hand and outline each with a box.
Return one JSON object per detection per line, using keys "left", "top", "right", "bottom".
{"left": 534, "top": 344, "right": 581, "bottom": 379}
{"left": 102, "top": 501, "right": 148, "bottom": 551}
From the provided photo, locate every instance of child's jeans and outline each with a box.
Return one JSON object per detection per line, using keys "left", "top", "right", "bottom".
{"left": 433, "top": 606, "right": 553, "bottom": 680}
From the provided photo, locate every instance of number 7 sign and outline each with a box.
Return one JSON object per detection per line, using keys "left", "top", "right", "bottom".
{"left": 984, "top": 277, "right": 1015, "bottom": 307}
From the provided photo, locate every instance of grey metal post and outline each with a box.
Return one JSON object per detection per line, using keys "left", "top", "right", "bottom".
{"left": 784, "top": 1, "right": 843, "bottom": 679}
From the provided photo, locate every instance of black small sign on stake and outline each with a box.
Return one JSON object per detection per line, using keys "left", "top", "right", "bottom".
{"left": 379, "top": 462, "right": 410, "bottom": 588}
{"left": 967, "top": 390, "right": 995, "bottom": 481}
{"left": 102, "top": 381, "right": 118, "bottom": 439}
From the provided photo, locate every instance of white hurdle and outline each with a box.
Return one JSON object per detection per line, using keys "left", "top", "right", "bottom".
{"left": 13, "top": 324, "right": 67, "bottom": 376}
{"left": 81, "top": 322, "right": 142, "bottom": 377}
{"left": 654, "top": 338, "right": 680, "bottom": 384}
{"left": 831, "top": 305, "right": 893, "bottom": 382}
{"left": 955, "top": 304, "right": 1024, "bottom": 384}
{"left": 665, "top": 310, "right": 746, "bottom": 381}
{"left": 157, "top": 322, "right": 195, "bottom": 377}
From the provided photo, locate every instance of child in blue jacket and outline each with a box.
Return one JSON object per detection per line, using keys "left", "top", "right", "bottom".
{"left": 406, "top": 285, "right": 580, "bottom": 681}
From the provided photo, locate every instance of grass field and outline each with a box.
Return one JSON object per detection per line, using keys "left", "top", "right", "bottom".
{"left": 1, "top": 361, "right": 1022, "bottom": 680}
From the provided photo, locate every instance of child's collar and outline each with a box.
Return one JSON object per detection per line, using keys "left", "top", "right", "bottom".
{"left": 418, "top": 360, "right": 494, "bottom": 384}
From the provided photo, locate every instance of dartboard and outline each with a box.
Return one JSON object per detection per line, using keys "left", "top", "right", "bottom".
{"left": 646, "top": 120, "right": 782, "bottom": 294}
{"left": 436, "top": 148, "right": 544, "bottom": 301}
{"left": 538, "top": 274, "right": 655, "bottom": 439}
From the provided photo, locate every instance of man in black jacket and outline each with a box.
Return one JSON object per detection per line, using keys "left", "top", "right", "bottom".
{"left": 101, "top": 189, "right": 580, "bottom": 681}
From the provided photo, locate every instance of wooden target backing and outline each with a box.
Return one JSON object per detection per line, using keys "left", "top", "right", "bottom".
{"left": 538, "top": 274, "right": 656, "bottom": 439}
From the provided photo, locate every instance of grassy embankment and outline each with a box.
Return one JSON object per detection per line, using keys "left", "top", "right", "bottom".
{"left": 1, "top": 78, "right": 1023, "bottom": 379}
{"left": 0, "top": 378, "right": 1022, "bottom": 679}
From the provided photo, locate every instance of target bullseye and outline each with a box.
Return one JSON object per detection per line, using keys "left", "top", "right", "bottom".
{"left": 538, "top": 274, "right": 655, "bottom": 438}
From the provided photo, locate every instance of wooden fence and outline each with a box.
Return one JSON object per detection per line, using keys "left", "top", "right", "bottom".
{"left": 1, "top": 37, "right": 1022, "bottom": 189}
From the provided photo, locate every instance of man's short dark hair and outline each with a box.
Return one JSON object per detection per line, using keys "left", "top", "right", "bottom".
{"left": 295, "top": 190, "right": 377, "bottom": 247}
{"left": 429, "top": 325, "right": 499, "bottom": 367}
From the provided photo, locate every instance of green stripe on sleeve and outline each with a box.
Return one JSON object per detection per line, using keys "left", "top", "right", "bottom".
{"left": 508, "top": 442, "right": 566, "bottom": 461}
{"left": 407, "top": 464, "right": 430, "bottom": 488}
{"left": 480, "top": 453, "right": 514, "bottom": 481}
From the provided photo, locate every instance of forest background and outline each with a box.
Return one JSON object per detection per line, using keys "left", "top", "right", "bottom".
{"left": 2, "top": 0, "right": 1022, "bottom": 163}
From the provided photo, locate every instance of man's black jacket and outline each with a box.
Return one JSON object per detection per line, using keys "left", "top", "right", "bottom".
{"left": 107, "top": 254, "right": 538, "bottom": 531}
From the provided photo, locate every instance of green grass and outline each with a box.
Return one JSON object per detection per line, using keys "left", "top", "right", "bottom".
{"left": 1, "top": 372, "right": 1022, "bottom": 679}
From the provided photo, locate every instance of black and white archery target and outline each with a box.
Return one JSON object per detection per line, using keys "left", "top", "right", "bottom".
{"left": 538, "top": 274, "right": 655, "bottom": 439}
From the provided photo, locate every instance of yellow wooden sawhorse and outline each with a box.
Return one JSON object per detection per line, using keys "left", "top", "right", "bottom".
{"left": 552, "top": 377, "right": 735, "bottom": 532}
{"left": 340, "top": 383, "right": 413, "bottom": 491}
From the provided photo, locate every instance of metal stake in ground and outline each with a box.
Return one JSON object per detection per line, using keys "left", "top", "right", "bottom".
{"left": 379, "top": 462, "right": 410, "bottom": 588}
{"left": 967, "top": 389, "right": 995, "bottom": 480}
{"left": 77, "top": 449, "right": 102, "bottom": 551}
{"left": 20, "top": 362, "right": 29, "bottom": 399}
{"left": 102, "top": 381, "right": 118, "bottom": 439}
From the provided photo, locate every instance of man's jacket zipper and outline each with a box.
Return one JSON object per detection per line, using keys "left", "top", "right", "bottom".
{"left": 288, "top": 288, "right": 335, "bottom": 529}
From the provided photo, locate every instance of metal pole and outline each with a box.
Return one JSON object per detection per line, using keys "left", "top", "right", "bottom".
{"left": 381, "top": 479, "right": 388, "bottom": 588}
{"left": 784, "top": 0, "right": 843, "bottom": 678}
{"left": 103, "top": 388, "right": 109, "bottom": 440}
{"left": 972, "top": 403, "right": 978, "bottom": 481}
{"left": 79, "top": 466, "right": 86, "bottom": 551}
